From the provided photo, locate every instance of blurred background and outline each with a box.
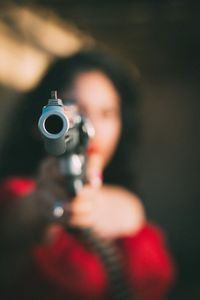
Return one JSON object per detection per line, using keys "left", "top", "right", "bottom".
{"left": 0, "top": 1, "right": 199, "bottom": 299}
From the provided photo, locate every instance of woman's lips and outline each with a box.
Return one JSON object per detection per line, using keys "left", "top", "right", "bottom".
{"left": 86, "top": 144, "right": 100, "bottom": 155}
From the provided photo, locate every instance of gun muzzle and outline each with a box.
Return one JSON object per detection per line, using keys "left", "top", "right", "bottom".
{"left": 38, "top": 91, "right": 70, "bottom": 155}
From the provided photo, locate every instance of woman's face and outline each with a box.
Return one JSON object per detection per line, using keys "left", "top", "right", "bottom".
{"left": 71, "top": 70, "right": 121, "bottom": 171}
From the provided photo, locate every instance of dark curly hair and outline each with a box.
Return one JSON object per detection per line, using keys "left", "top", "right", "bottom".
{"left": 0, "top": 49, "right": 139, "bottom": 191}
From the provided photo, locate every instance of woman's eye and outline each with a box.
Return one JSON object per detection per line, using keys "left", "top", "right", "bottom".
{"left": 78, "top": 106, "right": 87, "bottom": 116}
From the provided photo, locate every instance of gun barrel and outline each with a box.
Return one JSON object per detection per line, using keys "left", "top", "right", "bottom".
{"left": 38, "top": 104, "right": 70, "bottom": 156}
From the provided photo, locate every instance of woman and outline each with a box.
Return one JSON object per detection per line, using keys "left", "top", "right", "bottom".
{"left": 0, "top": 49, "right": 175, "bottom": 299}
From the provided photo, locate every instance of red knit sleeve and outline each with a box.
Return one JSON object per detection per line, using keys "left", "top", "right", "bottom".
{"left": 118, "top": 223, "right": 176, "bottom": 300}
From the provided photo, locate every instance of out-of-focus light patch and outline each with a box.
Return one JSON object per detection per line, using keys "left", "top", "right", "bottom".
{"left": 8, "top": 6, "right": 93, "bottom": 56}
{"left": 0, "top": 5, "right": 94, "bottom": 91}
{"left": 0, "top": 22, "right": 49, "bottom": 91}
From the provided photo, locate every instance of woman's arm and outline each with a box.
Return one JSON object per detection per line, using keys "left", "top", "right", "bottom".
{"left": 67, "top": 184, "right": 175, "bottom": 299}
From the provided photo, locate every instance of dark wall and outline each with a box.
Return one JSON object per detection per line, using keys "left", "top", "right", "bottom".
{"left": 139, "top": 81, "right": 200, "bottom": 299}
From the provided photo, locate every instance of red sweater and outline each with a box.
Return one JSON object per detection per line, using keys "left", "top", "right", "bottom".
{"left": 0, "top": 177, "right": 175, "bottom": 300}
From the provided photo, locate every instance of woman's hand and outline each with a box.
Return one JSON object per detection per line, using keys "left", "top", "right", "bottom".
{"left": 36, "top": 156, "right": 145, "bottom": 241}
{"left": 67, "top": 184, "right": 146, "bottom": 240}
